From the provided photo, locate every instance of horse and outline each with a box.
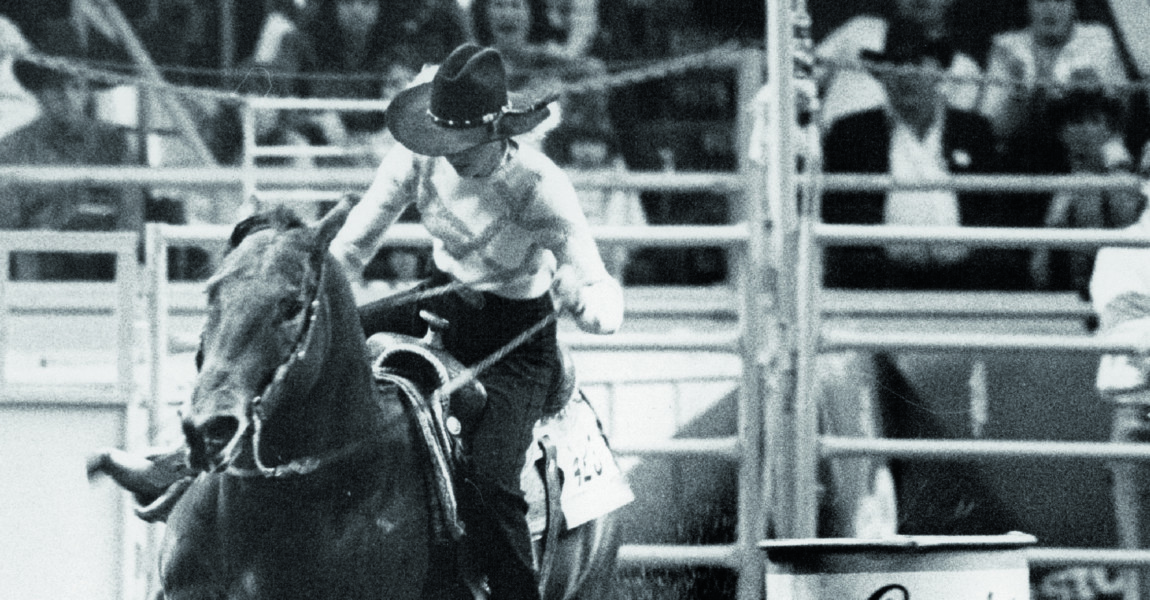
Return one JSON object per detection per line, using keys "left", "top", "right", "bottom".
{"left": 91, "top": 198, "right": 629, "bottom": 600}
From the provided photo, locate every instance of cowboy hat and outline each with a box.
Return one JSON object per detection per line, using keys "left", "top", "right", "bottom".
{"left": 859, "top": 23, "right": 955, "bottom": 70}
{"left": 386, "top": 43, "right": 556, "bottom": 156}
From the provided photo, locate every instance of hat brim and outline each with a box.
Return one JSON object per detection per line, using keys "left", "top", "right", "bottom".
{"left": 386, "top": 82, "right": 553, "bottom": 157}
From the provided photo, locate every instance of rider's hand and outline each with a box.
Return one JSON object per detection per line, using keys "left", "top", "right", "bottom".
{"left": 553, "top": 265, "right": 623, "bottom": 334}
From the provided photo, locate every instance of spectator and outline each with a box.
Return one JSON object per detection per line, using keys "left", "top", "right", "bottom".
{"left": 821, "top": 27, "right": 1009, "bottom": 290}
{"left": 1031, "top": 89, "right": 1142, "bottom": 296}
{"left": 0, "top": 28, "right": 142, "bottom": 280}
{"left": 529, "top": 0, "right": 602, "bottom": 59}
{"left": 816, "top": 0, "right": 982, "bottom": 128}
{"left": 249, "top": 0, "right": 469, "bottom": 164}
{"left": 470, "top": 0, "right": 610, "bottom": 151}
{"left": 0, "top": 15, "right": 39, "bottom": 142}
{"left": 978, "top": 0, "right": 1130, "bottom": 167}
{"left": 1089, "top": 164, "right": 1150, "bottom": 600}
{"left": 543, "top": 125, "right": 646, "bottom": 279}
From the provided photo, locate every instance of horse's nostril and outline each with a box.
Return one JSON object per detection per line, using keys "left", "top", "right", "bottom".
{"left": 200, "top": 416, "right": 240, "bottom": 443}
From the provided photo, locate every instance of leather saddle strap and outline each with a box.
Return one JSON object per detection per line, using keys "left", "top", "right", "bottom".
{"left": 381, "top": 374, "right": 464, "bottom": 543}
{"left": 536, "top": 435, "right": 563, "bottom": 595}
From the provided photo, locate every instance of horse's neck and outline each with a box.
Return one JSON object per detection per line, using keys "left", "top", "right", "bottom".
{"left": 314, "top": 338, "right": 383, "bottom": 444}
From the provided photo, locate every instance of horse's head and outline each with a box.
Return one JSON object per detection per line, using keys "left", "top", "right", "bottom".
{"left": 183, "top": 198, "right": 359, "bottom": 473}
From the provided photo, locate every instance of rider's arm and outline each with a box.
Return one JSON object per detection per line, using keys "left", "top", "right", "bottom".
{"left": 329, "top": 145, "right": 418, "bottom": 282}
{"left": 528, "top": 157, "right": 624, "bottom": 334}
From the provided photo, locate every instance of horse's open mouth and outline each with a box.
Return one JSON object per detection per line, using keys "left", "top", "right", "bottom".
{"left": 184, "top": 416, "right": 243, "bottom": 472}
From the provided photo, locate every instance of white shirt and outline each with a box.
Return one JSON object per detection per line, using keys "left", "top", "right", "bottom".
{"left": 979, "top": 24, "right": 1130, "bottom": 139}
{"left": 884, "top": 111, "right": 969, "bottom": 266}
{"left": 1092, "top": 202, "right": 1150, "bottom": 395}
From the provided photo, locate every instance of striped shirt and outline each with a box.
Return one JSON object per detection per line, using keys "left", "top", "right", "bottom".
{"left": 331, "top": 141, "right": 611, "bottom": 300}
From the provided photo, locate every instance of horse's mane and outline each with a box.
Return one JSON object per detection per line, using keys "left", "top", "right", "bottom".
{"left": 227, "top": 206, "right": 307, "bottom": 251}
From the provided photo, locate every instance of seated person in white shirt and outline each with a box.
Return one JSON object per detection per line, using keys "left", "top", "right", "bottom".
{"left": 820, "top": 26, "right": 1016, "bottom": 290}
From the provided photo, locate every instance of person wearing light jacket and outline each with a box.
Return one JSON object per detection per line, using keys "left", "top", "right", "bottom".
{"left": 329, "top": 43, "right": 622, "bottom": 600}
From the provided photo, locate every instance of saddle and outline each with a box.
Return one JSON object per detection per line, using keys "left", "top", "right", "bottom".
{"left": 369, "top": 314, "right": 579, "bottom": 598}
{"left": 366, "top": 310, "right": 577, "bottom": 548}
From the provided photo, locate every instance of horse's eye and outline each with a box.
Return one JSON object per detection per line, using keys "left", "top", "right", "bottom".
{"left": 279, "top": 298, "right": 305, "bottom": 321}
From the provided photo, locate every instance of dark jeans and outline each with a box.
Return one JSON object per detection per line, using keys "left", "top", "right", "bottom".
{"left": 359, "top": 272, "right": 559, "bottom": 600}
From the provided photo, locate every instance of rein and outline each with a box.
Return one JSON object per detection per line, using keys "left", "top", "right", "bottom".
{"left": 222, "top": 402, "right": 379, "bottom": 478}
{"left": 388, "top": 267, "right": 564, "bottom": 399}
{"left": 436, "top": 311, "right": 559, "bottom": 400}
{"left": 223, "top": 265, "right": 558, "bottom": 479}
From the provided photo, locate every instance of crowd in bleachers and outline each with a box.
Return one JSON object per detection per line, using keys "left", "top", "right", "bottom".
{"left": 0, "top": 0, "right": 1147, "bottom": 291}
{"left": 816, "top": 0, "right": 1150, "bottom": 295}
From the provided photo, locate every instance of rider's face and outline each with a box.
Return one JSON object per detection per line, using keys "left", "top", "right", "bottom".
{"left": 445, "top": 140, "right": 505, "bottom": 178}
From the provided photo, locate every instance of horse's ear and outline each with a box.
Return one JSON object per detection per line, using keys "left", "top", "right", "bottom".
{"left": 313, "top": 193, "right": 360, "bottom": 248}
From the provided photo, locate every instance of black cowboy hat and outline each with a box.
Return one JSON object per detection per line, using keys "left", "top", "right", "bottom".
{"left": 860, "top": 23, "right": 955, "bottom": 70}
{"left": 386, "top": 43, "right": 556, "bottom": 156}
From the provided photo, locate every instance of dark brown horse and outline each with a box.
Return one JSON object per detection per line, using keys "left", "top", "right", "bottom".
{"left": 105, "top": 199, "right": 626, "bottom": 599}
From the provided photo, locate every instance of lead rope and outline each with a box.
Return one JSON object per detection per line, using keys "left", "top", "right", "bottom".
{"left": 435, "top": 310, "right": 560, "bottom": 401}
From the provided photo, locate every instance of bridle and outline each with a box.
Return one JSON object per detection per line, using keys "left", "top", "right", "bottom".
{"left": 217, "top": 255, "right": 380, "bottom": 479}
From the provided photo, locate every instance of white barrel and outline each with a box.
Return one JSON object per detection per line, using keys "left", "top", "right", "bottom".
{"left": 759, "top": 533, "right": 1037, "bottom": 599}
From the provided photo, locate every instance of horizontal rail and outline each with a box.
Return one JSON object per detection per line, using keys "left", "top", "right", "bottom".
{"left": 821, "top": 437, "right": 1150, "bottom": 461}
{"left": 821, "top": 291, "right": 1092, "bottom": 319}
{"left": 152, "top": 223, "right": 749, "bottom": 248}
{"left": 561, "top": 331, "right": 740, "bottom": 352}
{"left": 611, "top": 436, "right": 741, "bottom": 460}
{"left": 244, "top": 96, "right": 389, "bottom": 111}
{"left": 0, "top": 230, "right": 137, "bottom": 253}
{"left": 581, "top": 373, "right": 739, "bottom": 386}
{"left": 619, "top": 543, "right": 1150, "bottom": 570}
{"left": 1029, "top": 548, "right": 1150, "bottom": 567}
{"left": 0, "top": 168, "right": 1142, "bottom": 196}
{"left": 252, "top": 145, "right": 374, "bottom": 158}
{"left": 255, "top": 189, "right": 347, "bottom": 202}
{"left": 0, "top": 166, "right": 744, "bottom": 193}
{"left": 0, "top": 166, "right": 373, "bottom": 187}
{"left": 567, "top": 170, "right": 745, "bottom": 194}
{"left": 817, "top": 224, "right": 1150, "bottom": 249}
{"left": 0, "top": 385, "right": 122, "bottom": 406}
{"left": 818, "top": 173, "right": 1144, "bottom": 193}
{"left": 606, "top": 289, "right": 1093, "bottom": 320}
{"left": 821, "top": 330, "right": 1141, "bottom": 354}
{"left": 617, "top": 543, "right": 741, "bottom": 569}
{"left": 589, "top": 225, "right": 748, "bottom": 247}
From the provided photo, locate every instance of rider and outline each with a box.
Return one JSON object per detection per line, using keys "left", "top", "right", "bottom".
{"left": 329, "top": 43, "right": 623, "bottom": 599}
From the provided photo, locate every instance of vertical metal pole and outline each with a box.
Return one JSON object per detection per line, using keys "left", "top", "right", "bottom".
{"left": 0, "top": 247, "right": 8, "bottom": 396}
{"left": 735, "top": 48, "right": 768, "bottom": 600}
{"left": 116, "top": 233, "right": 140, "bottom": 449}
{"left": 241, "top": 100, "right": 260, "bottom": 214}
{"left": 114, "top": 232, "right": 144, "bottom": 600}
{"left": 764, "top": 0, "right": 801, "bottom": 541}
{"left": 219, "top": 0, "right": 237, "bottom": 71}
{"left": 787, "top": 0, "right": 823, "bottom": 540}
{"left": 146, "top": 223, "right": 169, "bottom": 446}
